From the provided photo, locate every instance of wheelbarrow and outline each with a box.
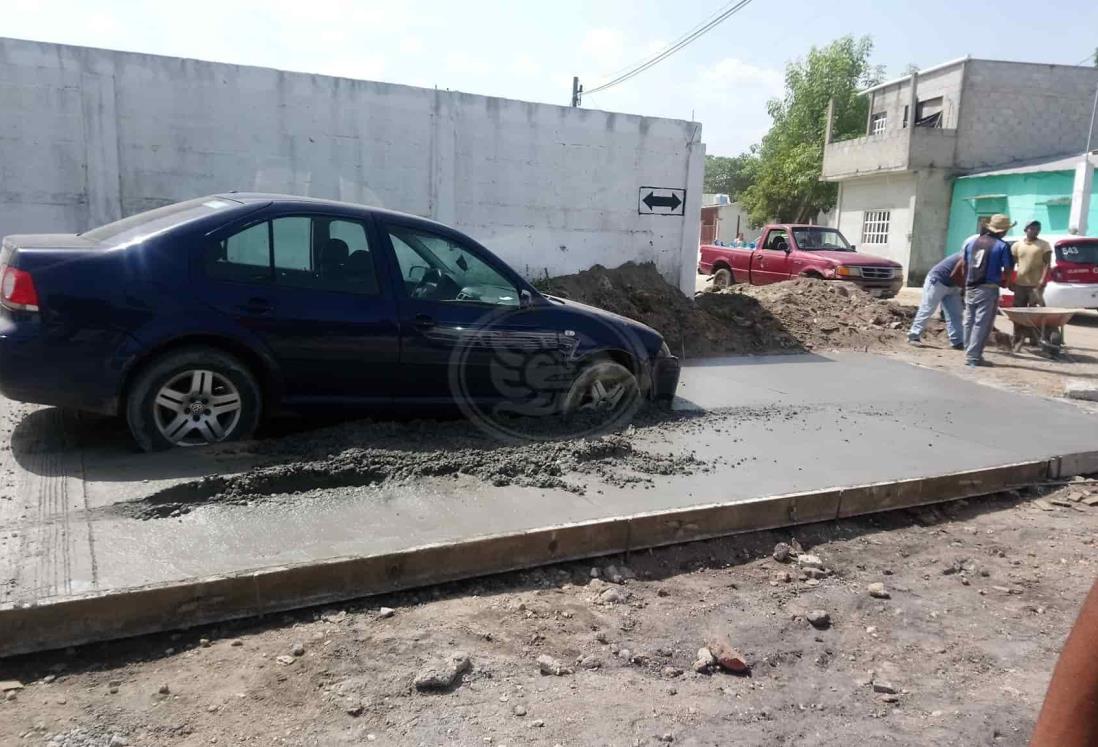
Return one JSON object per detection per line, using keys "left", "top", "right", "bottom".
{"left": 999, "top": 306, "right": 1078, "bottom": 358}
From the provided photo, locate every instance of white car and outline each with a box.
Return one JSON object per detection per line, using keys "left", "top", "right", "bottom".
{"left": 1001, "top": 236, "right": 1098, "bottom": 309}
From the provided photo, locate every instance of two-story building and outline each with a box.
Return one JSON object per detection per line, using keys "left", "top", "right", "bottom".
{"left": 821, "top": 58, "right": 1098, "bottom": 283}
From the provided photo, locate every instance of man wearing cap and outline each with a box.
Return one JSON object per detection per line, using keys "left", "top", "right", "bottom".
{"left": 1010, "top": 220, "right": 1053, "bottom": 348}
{"left": 961, "top": 214, "right": 1015, "bottom": 367}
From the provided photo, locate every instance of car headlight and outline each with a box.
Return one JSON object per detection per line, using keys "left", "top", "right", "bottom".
{"left": 657, "top": 340, "right": 672, "bottom": 358}
{"left": 835, "top": 265, "right": 862, "bottom": 278}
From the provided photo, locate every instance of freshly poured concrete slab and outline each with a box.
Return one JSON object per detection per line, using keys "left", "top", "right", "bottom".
{"left": 2, "top": 353, "right": 1097, "bottom": 656}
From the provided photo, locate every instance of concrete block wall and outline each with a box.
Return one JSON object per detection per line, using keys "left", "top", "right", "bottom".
{"left": 834, "top": 173, "right": 916, "bottom": 272}
{"left": 822, "top": 131, "right": 910, "bottom": 179}
{"left": 908, "top": 168, "right": 955, "bottom": 282}
{"left": 0, "top": 38, "right": 703, "bottom": 293}
{"left": 957, "top": 61, "right": 1098, "bottom": 170}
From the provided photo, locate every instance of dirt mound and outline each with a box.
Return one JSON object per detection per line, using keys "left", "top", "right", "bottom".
{"left": 539, "top": 262, "right": 916, "bottom": 356}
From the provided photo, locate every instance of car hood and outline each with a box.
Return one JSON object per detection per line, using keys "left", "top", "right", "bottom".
{"left": 542, "top": 294, "right": 664, "bottom": 348}
{"left": 805, "top": 250, "right": 900, "bottom": 267}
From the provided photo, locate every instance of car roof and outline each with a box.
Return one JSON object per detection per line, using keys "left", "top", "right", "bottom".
{"left": 212, "top": 192, "right": 456, "bottom": 232}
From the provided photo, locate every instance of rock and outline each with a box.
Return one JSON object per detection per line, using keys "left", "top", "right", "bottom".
{"left": 880, "top": 693, "right": 900, "bottom": 703}
{"left": 693, "top": 647, "right": 716, "bottom": 673}
{"left": 158, "top": 684, "right": 171, "bottom": 695}
{"left": 804, "top": 567, "right": 830, "bottom": 580}
{"left": 199, "top": 638, "right": 211, "bottom": 648}
{"left": 512, "top": 704, "right": 527, "bottom": 717}
{"left": 657, "top": 588, "right": 670, "bottom": 597}
{"left": 872, "top": 680, "right": 898, "bottom": 694}
{"left": 291, "top": 642, "right": 305, "bottom": 657}
{"left": 772, "top": 570, "right": 793, "bottom": 584}
{"left": 599, "top": 588, "right": 627, "bottom": 605}
{"left": 577, "top": 655, "right": 602, "bottom": 670}
{"left": 660, "top": 734, "right": 675, "bottom": 743}
{"left": 707, "top": 637, "right": 750, "bottom": 674}
{"left": 595, "top": 631, "right": 609, "bottom": 644}
{"left": 662, "top": 666, "right": 684, "bottom": 678}
{"left": 537, "top": 654, "right": 573, "bottom": 676}
{"left": 773, "top": 542, "right": 793, "bottom": 563}
{"left": 803, "top": 579, "right": 820, "bottom": 587}
{"left": 589, "top": 567, "right": 600, "bottom": 578}
{"left": 377, "top": 607, "right": 395, "bottom": 619}
{"left": 414, "top": 652, "right": 472, "bottom": 691}
{"left": 109, "top": 737, "right": 129, "bottom": 747}
{"left": 276, "top": 655, "right": 295, "bottom": 665}
{"left": 867, "top": 583, "right": 891, "bottom": 599}
{"left": 230, "top": 640, "right": 243, "bottom": 647}
{"left": 0, "top": 680, "right": 23, "bottom": 692}
{"left": 346, "top": 705, "right": 364, "bottom": 717}
{"left": 797, "top": 554, "right": 824, "bottom": 569}
{"left": 530, "top": 719, "right": 545, "bottom": 728}
{"left": 4, "top": 691, "right": 15, "bottom": 701}
{"left": 604, "top": 565, "right": 625, "bottom": 584}
{"left": 1065, "top": 379, "right": 1098, "bottom": 401}
{"left": 42, "top": 675, "right": 56, "bottom": 684}
{"left": 806, "top": 610, "right": 831, "bottom": 629}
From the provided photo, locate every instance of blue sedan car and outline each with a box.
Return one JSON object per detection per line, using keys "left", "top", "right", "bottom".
{"left": 0, "top": 194, "right": 680, "bottom": 449}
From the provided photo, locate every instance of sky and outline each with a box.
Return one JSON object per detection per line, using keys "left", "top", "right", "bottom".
{"left": 3, "top": 0, "right": 1097, "bottom": 156}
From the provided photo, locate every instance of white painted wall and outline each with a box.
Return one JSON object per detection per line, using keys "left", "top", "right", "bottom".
{"left": 0, "top": 38, "right": 703, "bottom": 293}
{"left": 834, "top": 173, "right": 916, "bottom": 273}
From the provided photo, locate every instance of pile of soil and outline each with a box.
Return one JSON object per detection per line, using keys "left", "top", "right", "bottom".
{"left": 539, "top": 262, "right": 918, "bottom": 357}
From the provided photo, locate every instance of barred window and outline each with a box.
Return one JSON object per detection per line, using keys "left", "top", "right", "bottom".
{"left": 870, "top": 112, "right": 887, "bottom": 135}
{"left": 861, "top": 211, "right": 890, "bottom": 245}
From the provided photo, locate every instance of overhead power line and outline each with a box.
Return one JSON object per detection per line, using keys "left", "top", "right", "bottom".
{"left": 581, "top": 0, "right": 758, "bottom": 99}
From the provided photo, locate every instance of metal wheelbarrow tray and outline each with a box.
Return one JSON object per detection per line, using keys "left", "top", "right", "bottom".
{"left": 1000, "top": 306, "right": 1079, "bottom": 358}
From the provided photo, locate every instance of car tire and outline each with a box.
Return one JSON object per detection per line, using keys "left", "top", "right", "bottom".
{"left": 560, "top": 359, "right": 641, "bottom": 430}
{"left": 125, "top": 346, "right": 262, "bottom": 452}
{"left": 712, "top": 267, "right": 733, "bottom": 288}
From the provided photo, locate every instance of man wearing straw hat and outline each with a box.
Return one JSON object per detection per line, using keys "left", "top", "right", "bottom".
{"left": 960, "top": 213, "right": 1015, "bottom": 367}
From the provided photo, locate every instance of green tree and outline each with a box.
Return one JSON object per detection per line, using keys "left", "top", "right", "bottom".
{"left": 740, "top": 36, "right": 881, "bottom": 225}
{"left": 703, "top": 151, "right": 758, "bottom": 199}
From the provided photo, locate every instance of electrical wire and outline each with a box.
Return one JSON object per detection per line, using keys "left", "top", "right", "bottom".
{"left": 583, "top": 0, "right": 758, "bottom": 97}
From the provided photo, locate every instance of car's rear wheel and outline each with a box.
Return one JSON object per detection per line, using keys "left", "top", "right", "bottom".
{"left": 560, "top": 360, "right": 641, "bottom": 430}
{"left": 712, "top": 267, "right": 733, "bottom": 288}
{"left": 125, "top": 347, "right": 262, "bottom": 451}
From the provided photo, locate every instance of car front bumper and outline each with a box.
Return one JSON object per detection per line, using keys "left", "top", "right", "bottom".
{"left": 650, "top": 355, "right": 681, "bottom": 402}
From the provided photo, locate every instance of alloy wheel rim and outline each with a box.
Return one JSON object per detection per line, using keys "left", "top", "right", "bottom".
{"left": 153, "top": 369, "right": 242, "bottom": 446}
{"left": 578, "top": 376, "right": 628, "bottom": 412}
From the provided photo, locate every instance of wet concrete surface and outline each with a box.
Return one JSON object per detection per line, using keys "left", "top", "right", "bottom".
{"left": 2, "top": 352, "right": 1097, "bottom": 612}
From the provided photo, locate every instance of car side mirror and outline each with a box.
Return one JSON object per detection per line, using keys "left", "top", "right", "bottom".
{"left": 408, "top": 265, "right": 428, "bottom": 284}
{"left": 519, "top": 289, "right": 533, "bottom": 308}
{"left": 850, "top": 244, "right": 857, "bottom": 251}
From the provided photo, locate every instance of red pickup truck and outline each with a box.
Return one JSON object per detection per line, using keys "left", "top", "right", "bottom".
{"left": 698, "top": 224, "right": 904, "bottom": 299}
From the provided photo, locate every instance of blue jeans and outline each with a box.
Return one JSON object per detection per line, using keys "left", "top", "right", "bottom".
{"left": 909, "top": 277, "right": 963, "bottom": 346}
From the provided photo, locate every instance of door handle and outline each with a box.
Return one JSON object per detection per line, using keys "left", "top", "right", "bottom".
{"left": 414, "top": 313, "right": 436, "bottom": 329}
{"left": 238, "top": 298, "right": 273, "bottom": 315}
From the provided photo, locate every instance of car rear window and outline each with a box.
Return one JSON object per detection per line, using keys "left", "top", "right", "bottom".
{"left": 1057, "top": 242, "right": 1098, "bottom": 265}
{"left": 82, "top": 197, "right": 241, "bottom": 245}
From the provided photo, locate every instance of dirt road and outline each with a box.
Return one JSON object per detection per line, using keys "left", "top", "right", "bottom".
{"left": 2, "top": 482, "right": 1095, "bottom": 746}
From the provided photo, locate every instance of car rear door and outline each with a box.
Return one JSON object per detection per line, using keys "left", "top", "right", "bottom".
{"left": 198, "top": 211, "right": 400, "bottom": 402}
{"left": 378, "top": 219, "right": 562, "bottom": 404}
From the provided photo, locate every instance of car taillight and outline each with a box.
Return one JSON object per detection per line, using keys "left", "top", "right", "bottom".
{"left": 1050, "top": 266, "right": 1065, "bottom": 283}
{"left": 1, "top": 265, "right": 39, "bottom": 311}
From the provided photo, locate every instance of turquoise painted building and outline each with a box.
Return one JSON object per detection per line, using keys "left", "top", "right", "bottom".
{"left": 946, "top": 154, "right": 1098, "bottom": 253}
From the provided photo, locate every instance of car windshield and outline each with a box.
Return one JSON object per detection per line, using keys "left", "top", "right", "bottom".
{"left": 82, "top": 196, "right": 241, "bottom": 245}
{"left": 792, "top": 228, "right": 853, "bottom": 251}
{"left": 1057, "top": 242, "right": 1098, "bottom": 265}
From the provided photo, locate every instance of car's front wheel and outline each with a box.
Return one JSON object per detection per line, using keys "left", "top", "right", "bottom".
{"left": 125, "top": 347, "right": 262, "bottom": 451}
{"left": 560, "top": 359, "right": 641, "bottom": 431}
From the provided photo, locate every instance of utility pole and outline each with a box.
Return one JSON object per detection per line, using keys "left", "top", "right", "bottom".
{"left": 571, "top": 76, "right": 583, "bottom": 107}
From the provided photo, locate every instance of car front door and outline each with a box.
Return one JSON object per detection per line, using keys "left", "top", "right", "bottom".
{"left": 200, "top": 212, "right": 400, "bottom": 402}
{"left": 752, "top": 229, "right": 792, "bottom": 284}
{"left": 380, "top": 221, "right": 561, "bottom": 404}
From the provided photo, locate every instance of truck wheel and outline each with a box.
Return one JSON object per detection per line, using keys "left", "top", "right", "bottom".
{"left": 125, "top": 347, "right": 262, "bottom": 451}
{"left": 712, "top": 267, "right": 734, "bottom": 288}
